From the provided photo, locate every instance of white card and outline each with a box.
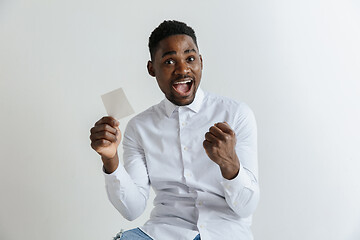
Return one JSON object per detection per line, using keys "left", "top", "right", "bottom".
{"left": 101, "top": 88, "right": 135, "bottom": 120}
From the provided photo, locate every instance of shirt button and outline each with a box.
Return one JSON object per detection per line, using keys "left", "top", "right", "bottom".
{"left": 183, "top": 146, "right": 188, "bottom": 151}
{"left": 198, "top": 201, "right": 203, "bottom": 206}
{"left": 182, "top": 122, "right": 186, "bottom": 126}
{"left": 199, "top": 224, "right": 204, "bottom": 229}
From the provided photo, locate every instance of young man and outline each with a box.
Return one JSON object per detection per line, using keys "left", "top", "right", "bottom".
{"left": 90, "top": 20, "right": 259, "bottom": 240}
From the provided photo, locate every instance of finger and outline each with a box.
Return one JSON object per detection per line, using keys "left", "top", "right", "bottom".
{"left": 94, "top": 116, "right": 119, "bottom": 128}
{"left": 90, "top": 124, "right": 117, "bottom": 135}
{"left": 209, "top": 125, "right": 226, "bottom": 140}
{"left": 203, "top": 139, "right": 212, "bottom": 150}
{"left": 90, "top": 130, "right": 117, "bottom": 143}
{"left": 205, "top": 132, "right": 218, "bottom": 143}
{"left": 91, "top": 139, "right": 112, "bottom": 150}
{"left": 203, "top": 140, "right": 220, "bottom": 164}
{"left": 115, "top": 126, "right": 121, "bottom": 137}
{"left": 215, "top": 122, "right": 235, "bottom": 135}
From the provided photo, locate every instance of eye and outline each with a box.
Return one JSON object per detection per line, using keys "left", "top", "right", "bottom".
{"left": 187, "top": 56, "right": 195, "bottom": 62}
{"left": 164, "top": 59, "right": 175, "bottom": 65}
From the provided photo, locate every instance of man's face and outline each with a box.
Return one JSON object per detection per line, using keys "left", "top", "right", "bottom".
{"left": 147, "top": 34, "right": 203, "bottom": 106}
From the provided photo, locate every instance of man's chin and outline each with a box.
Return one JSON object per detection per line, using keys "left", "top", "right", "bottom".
{"left": 170, "top": 93, "right": 196, "bottom": 106}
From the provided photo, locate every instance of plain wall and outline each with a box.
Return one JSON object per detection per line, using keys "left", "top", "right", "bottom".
{"left": 1, "top": 0, "right": 359, "bottom": 239}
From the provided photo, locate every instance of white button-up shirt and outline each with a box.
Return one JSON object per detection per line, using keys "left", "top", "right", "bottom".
{"left": 104, "top": 88, "right": 259, "bottom": 240}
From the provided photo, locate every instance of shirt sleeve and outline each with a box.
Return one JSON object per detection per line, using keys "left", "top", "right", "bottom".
{"left": 103, "top": 120, "right": 150, "bottom": 221}
{"left": 221, "top": 103, "right": 259, "bottom": 218}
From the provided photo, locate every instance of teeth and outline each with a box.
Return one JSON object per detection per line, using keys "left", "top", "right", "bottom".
{"left": 174, "top": 80, "right": 192, "bottom": 84}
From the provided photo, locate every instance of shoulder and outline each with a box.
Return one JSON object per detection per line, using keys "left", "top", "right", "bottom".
{"left": 204, "top": 91, "right": 253, "bottom": 115}
{"left": 126, "top": 100, "right": 165, "bottom": 130}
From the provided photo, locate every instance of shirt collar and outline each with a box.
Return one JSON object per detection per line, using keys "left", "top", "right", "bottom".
{"left": 164, "top": 88, "right": 205, "bottom": 118}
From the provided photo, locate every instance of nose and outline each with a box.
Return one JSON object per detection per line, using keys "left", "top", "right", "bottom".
{"left": 174, "top": 60, "right": 190, "bottom": 75}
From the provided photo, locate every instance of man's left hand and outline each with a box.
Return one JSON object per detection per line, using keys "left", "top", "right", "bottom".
{"left": 203, "top": 122, "right": 240, "bottom": 180}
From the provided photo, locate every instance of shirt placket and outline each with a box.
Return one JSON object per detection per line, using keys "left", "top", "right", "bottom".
{"left": 178, "top": 107, "right": 209, "bottom": 238}
{"left": 178, "top": 107, "right": 193, "bottom": 185}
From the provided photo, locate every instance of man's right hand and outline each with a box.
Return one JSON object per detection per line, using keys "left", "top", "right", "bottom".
{"left": 90, "top": 116, "right": 121, "bottom": 173}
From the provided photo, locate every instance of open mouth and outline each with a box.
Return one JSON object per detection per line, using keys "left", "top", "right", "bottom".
{"left": 172, "top": 79, "right": 194, "bottom": 96}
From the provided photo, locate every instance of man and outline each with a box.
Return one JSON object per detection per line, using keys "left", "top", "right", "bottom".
{"left": 90, "top": 20, "right": 259, "bottom": 240}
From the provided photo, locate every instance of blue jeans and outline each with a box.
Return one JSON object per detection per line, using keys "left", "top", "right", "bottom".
{"left": 114, "top": 228, "right": 201, "bottom": 240}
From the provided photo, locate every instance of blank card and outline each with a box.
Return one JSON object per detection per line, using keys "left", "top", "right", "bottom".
{"left": 101, "top": 88, "right": 135, "bottom": 120}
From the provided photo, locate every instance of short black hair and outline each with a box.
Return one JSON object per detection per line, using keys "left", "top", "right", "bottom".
{"left": 148, "top": 20, "right": 198, "bottom": 60}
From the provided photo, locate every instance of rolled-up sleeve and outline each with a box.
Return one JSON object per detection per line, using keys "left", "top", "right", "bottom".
{"left": 221, "top": 103, "right": 259, "bottom": 217}
{"left": 104, "top": 120, "right": 150, "bottom": 221}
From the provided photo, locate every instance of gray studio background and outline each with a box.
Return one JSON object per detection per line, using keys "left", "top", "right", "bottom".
{"left": 1, "top": 0, "right": 359, "bottom": 239}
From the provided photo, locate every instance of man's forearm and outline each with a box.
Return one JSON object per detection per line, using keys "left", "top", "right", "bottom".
{"left": 223, "top": 167, "right": 259, "bottom": 218}
{"left": 104, "top": 157, "right": 150, "bottom": 221}
{"left": 219, "top": 154, "right": 240, "bottom": 180}
{"left": 102, "top": 152, "right": 119, "bottom": 174}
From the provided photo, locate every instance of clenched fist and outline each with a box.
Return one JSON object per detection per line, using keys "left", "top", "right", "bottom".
{"left": 203, "top": 122, "right": 240, "bottom": 180}
{"left": 90, "top": 116, "right": 121, "bottom": 173}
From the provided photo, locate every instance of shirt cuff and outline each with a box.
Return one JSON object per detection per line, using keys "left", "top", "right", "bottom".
{"left": 221, "top": 165, "right": 253, "bottom": 192}
{"left": 102, "top": 163, "right": 120, "bottom": 176}
{"left": 102, "top": 163, "right": 130, "bottom": 188}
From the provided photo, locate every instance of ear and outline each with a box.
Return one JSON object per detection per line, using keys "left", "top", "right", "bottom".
{"left": 200, "top": 54, "right": 203, "bottom": 70}
{"left": 147, "top": 61, "right": 156, "bottom": 77}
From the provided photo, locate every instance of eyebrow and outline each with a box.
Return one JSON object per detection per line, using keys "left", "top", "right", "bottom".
{"left": 161, "top": 51, "right": 176, "bottom": 58}
{"left": 161, "top": 48, "right": 197, "bottom": 58}
{"left": 185, "top": 48, "right": 197, "bottom": 54}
